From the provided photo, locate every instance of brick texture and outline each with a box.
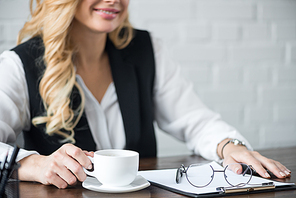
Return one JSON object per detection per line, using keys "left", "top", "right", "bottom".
{"left": 0, "top": 0, "right": 295, "bottom": 156}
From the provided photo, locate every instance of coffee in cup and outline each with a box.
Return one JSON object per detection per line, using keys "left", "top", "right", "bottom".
{"left": 84, "top": 149, "right": 139, "bottom": 187}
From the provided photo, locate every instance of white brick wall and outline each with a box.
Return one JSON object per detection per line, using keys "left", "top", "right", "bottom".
{"left": 0, "top": 0, "right": 295, "bottom": 157}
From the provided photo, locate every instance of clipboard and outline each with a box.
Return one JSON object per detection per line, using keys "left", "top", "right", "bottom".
{"left": 138, "top": 161, "right": 296, "bottom": 197}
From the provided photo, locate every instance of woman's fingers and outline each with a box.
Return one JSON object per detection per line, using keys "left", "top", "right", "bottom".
{"left": 223, "top": 148, "right": 291, "bottom": 178}
{"left": 223, "top": 156, "right": 243, "bottom": 174}
{"left": 60, "top": 154, "right": 87, "bottom": 182}
{"left": 19, "top": 144, "right": 94, "bottom": 189}
{"left": 252, "top": 152, "right": 291, "bottom": 178}
{"left": 83, "top": 150, "right": 94, "bottom": 157}
{"left": 44, "top": 161, "right": 74, "bottom": 188}
{"left": 54, "top": 144, "right": 93, "bottom": 182}
{"left": 44, "top": 171, "right": 68, "bottom": 189}
{"left": 273, "top": 161, "right": 291, "bottom": 176}
{"left": 223, "top": 149, "right": 291, "bottom": 179}
{"left": 242, "top": 151, "right": 271, "bottom": 178}
{"left": 63, "top": 144, "right": 93, "bottom": 170}
{"left": 56, "top": 145, "right": 92, "bottom": 181}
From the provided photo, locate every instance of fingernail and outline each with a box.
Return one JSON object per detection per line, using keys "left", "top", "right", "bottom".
{"left": 235, "top": 167, "right": 240, "bottom": 174}
{"left": 265, "top": 172, "right": 271, "bottom": 178}
{"left": 280, "top": 172, "right": 286, "bottom": 177}
{"left": 285, "top": 171, "right": 290, "bottom": 176}
{"left": 88, "top": 164, "right": 93, "bottom": 170}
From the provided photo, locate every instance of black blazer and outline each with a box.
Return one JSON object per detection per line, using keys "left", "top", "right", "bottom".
{"left": 12, "top": 29, "right": 157, "bottom": 158}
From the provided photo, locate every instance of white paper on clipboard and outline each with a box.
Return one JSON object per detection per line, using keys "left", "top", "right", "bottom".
{"left": 138, "top": 161, "right": 295, "bottom": 196}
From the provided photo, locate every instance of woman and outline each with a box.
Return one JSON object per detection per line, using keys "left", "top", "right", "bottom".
{"left": 0, "top": 0, "right": 291, "bottom": 189}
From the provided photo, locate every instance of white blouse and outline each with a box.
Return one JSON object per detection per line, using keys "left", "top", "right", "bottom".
{"left": 0, "top": 36, "right": 251, "bottom": 162}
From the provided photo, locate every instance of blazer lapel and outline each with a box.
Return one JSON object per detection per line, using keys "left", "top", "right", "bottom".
{"left": 106, "top": 38, "right": 141, "bottom": 150}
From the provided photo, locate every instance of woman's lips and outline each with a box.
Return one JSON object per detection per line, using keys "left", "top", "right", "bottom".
{"left": 93, "top": 8, "right": 120, "bottom": 20}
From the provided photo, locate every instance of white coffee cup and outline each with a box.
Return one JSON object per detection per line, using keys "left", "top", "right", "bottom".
{"left": 84, "top": 149, "right": 139, "bottom": 187}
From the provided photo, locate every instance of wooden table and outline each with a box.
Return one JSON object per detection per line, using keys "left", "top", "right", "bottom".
{"left": 15, "top": 146, "right": 296, "bottom": 198}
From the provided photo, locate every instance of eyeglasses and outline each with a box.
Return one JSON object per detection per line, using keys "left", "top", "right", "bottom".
{"left": 176, "top": 163, "right": 253, "bottom": 188}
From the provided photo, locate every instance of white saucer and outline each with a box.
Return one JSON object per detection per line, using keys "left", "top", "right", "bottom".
{"left": 82, "top": 175, "right": 150, "bottom": 193}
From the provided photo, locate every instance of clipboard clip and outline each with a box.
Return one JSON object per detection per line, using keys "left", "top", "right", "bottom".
{"left": 216, "top": 182, "right": 275, "bottom": 194}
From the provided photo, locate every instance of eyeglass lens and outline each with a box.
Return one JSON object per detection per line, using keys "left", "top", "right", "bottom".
{"left": 224, "top": 163, "right": 252, "bottom": 187}
{"left": 186, "top": 164, "right": 214, "bottom": 187}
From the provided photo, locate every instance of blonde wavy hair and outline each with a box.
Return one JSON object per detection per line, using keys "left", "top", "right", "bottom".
{"left": 17, "top": 0, "right": 133, "bottom": 143}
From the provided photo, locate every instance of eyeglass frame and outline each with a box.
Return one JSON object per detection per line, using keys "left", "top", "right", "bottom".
{"left": 176, "top": 163, "right": 253, "bottom": 188}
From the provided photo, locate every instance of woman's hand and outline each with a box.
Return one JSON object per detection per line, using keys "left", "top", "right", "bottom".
{"left": 218, "top": 138, "right": 291, "bottom": 179}
{"left": 18, "top": 144, "right": 94, "bottom": 189}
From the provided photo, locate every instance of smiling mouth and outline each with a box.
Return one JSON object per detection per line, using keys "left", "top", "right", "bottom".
{"left": 94, "top": 9, "right": 119, "bottom": 15}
